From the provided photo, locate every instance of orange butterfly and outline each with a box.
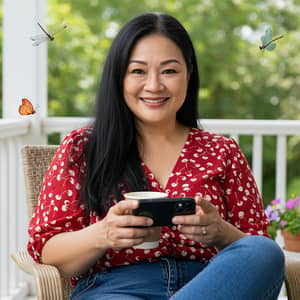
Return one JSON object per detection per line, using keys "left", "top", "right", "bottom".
{"left": 18, "top": 98, "right": 36, "bottom": 115}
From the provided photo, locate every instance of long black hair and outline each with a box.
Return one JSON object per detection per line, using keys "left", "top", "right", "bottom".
{"left": 82, "top": 12, "right": 200, "bottom": 216}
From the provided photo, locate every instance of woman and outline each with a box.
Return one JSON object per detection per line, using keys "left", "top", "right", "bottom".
{"left": 28, "top": 13, "right": 285, "bottom": 300}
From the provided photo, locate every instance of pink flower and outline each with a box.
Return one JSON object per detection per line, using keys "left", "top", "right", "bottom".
{"left": 285, "top": 199, "right": 295, "bottom": 210}
{"left": 280, "top": 220, "right": 287, "bottom": 227}
{"left": 294, "top": 197, "right": 300, "bottom": 209}
{"left": 271, "top": 198, "right": 281, "bottom": 205}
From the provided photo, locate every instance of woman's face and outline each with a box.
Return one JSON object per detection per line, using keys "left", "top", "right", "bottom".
{"left": 123, "top": 34, "right": 189, "bottom": 127}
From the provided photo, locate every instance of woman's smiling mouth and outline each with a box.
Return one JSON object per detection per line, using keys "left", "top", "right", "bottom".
{"left": 139, "top": 97, "right": 170, "bottom": 103}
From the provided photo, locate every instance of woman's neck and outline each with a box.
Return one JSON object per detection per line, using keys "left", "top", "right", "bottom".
{"left": 136, "top": 121, "right": 190, "bottom": 155}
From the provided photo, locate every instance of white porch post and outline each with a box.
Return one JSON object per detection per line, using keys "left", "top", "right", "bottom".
{"left": 2, "top": 0, "right": 47, "bottom": 144}
{"left": 1, "top": 0, "right": 47, "bottom": 298}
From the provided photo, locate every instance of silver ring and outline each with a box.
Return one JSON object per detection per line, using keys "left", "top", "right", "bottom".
{"left": 201, "top": 226, "right": 208, "bottom": 236}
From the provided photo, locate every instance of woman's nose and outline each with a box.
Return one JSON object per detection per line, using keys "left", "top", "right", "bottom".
{"left": 144, "top": 73, "right": 163, "bottom": 92}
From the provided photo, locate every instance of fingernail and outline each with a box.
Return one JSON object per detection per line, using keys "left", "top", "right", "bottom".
{"left": 147, "top": 218, "right": 153, "bottom": 226}
{"left": 172, "top": 217, "right": 179, "bottom": 223}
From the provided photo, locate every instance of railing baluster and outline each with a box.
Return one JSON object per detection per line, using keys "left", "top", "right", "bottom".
{"left": 252, "top": 135, "right": 263, "bottom": 193}
{"left": 8, "top": 138, "right": 18, "bottom": 291}
{"left": 0, "top": 141, "right": 9, "bottom": 297}
{"left": 230, "top": 134, "right": 239, "bottom": 143}
{"left": 276, "top": 135, "right": 287, "bottom": 201}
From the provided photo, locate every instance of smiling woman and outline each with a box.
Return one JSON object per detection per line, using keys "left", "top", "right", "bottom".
{"left": 27, "top": 12, "right": 285, "bottom": 300}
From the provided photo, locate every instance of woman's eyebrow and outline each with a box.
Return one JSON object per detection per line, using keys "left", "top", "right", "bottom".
{"left": 128, "top": 59, "right": 181, "bottom": 65}
{"left": 160, "top": 59, "right": 181, "bottom": 65}
{"left": 128, "top": 60, "right": 147, "bottom": 65}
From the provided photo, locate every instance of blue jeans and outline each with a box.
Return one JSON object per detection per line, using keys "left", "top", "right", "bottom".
{"left": 70, "top": 236, "right": 285, "bottom": 300}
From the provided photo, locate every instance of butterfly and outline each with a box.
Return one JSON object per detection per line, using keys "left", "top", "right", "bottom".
{"left": 30, "top": 22, "right": 67, "bottom": 46}
{"left": 18, "top": 98, "right": 36, "bottom": 115}
{"left": 259, "top": 27, "right": 283, "bottom": 51}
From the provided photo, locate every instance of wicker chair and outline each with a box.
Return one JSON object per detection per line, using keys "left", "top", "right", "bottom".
{"left": 11, "top": 145, "right": 72, "bottom": 300}
{"left": 11, "top": 145, "right": 300, "bottom": 300}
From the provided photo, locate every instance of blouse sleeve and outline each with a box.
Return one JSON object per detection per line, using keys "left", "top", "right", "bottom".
{"left": 222, "top": 138, "right": 270, "bottom": 237}
{"left": 27, "top": 129, "right": 89, "bottom": 263}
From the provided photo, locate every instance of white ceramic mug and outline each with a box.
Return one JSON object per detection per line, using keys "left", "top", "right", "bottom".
{"left": 124, "top": 191, "right": 168, "bottom": 249}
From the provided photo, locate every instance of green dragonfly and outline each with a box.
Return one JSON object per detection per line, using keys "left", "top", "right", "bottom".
{"left": 259, "top": 27, "right": 283, "bottom": 51}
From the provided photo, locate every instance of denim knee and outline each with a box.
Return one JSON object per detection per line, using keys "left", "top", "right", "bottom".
{"left": 231, "top": 235, "right": 285, "bottom": 275}
{"left": 171, "top": 236, "right": 285, "bottom": 300}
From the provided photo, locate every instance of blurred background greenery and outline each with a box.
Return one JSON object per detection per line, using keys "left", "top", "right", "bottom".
{"left": 0, "top": 0, "right": 300, "bottom": 204}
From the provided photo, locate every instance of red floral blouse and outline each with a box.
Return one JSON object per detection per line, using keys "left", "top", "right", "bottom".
{"left": 27, "top": 127, "right": 269, "bottom": 285}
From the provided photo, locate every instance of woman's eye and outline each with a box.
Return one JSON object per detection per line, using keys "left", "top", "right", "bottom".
{"left": 162, "top": 69, "right": 177, "bottom": 74}
{"left": 131, "top": 69, "right": 145, "bottom": 74}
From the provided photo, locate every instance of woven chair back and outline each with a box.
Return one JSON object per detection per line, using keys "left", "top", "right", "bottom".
{"left": 21, "top": 145, "right": 59, "bottom": 219}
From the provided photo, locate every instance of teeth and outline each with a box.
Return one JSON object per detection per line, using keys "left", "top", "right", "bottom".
{"left": 142, "top": 98, "right": 168, "bottom": 103}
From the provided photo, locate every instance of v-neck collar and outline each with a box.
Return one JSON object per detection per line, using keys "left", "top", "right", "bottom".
{"left": 141, "top": 127, "right": 193, "bottom": 191}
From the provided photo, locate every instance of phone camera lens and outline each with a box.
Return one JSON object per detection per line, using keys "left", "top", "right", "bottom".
{"left": 175, "top": 202, "right": 184, "bottom": 213}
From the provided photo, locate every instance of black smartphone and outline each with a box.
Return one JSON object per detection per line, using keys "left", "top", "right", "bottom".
{"left": 132, "top": 197, "right": 195, "bottom": 226}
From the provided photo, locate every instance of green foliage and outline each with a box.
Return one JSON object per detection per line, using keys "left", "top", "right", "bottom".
{"left": 48, "top": 132, "right": 60, "bottom": 145}
{"left": 46, "top": 0, "right": 300, "bottom": 121}
{"left": 287, "top": 178, "right": 300, "bottom": 197}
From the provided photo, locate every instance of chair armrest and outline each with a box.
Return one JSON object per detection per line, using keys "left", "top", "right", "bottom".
{"left": 285, "top": 258, "right": 300, "bottom": 300}
{"left": 11, "top": 251, "right": 65, "bottom": 300}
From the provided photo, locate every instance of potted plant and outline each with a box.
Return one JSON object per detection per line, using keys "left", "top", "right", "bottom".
{"left": 265, "top": 195, "right": 300, "bottom": 252}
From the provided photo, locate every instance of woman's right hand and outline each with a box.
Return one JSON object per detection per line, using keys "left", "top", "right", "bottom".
{"left": 41, "top": 199, "right": 153, "bottom": 278}
{"left": 97, "top": 199, "right": 154, "bottom": 249}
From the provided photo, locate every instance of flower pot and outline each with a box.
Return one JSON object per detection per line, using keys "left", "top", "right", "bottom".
{"left": 281, "top": 230, "right": 300, "bottom": 252}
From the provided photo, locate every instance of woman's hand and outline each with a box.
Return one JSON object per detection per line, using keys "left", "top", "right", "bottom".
{"left": 172, "top": 196, "right": 246, "bottom": 249}
{"left": 97, "top": 199, "right": 155, "bottom": 249}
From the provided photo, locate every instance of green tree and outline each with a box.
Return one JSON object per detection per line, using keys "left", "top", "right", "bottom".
{"left": 47, "top": 0, "right": 300, "bottom": 120}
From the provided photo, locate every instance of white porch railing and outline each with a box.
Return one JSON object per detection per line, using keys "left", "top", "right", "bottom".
{"left": 1, "top": 117, "right": 300, "bottom": 299}
{"left": 0, "top": 119, "right": 31, "bottom": 299}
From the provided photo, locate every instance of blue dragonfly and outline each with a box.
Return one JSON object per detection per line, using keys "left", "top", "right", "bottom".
{"left": 259, "top": 27, "right": 283, "bottom": 51}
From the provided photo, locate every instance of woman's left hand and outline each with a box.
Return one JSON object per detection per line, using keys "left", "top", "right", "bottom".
{"left": 172, "top": 196, "right": 246, "bottom": 249}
